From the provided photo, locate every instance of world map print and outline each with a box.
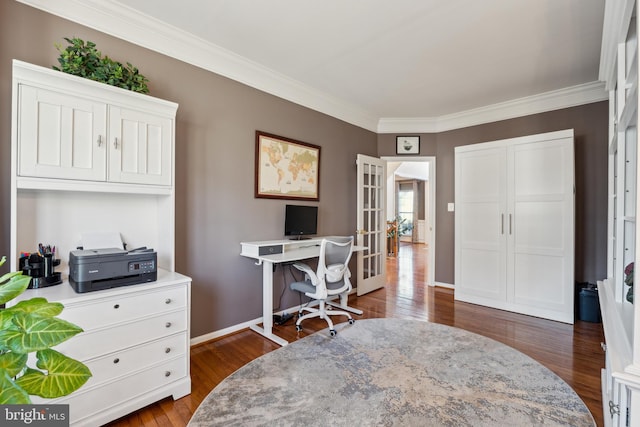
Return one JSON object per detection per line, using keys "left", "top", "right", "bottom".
{"left": 257, "top": 134, "right": 319, "bottom": 199}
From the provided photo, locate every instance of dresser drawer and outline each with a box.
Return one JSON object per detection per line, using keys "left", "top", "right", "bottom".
{"left": 56, "top": 310, "right": 187, "bottom": 360}
{"left": 59, "top": 285, "right": 187, "bottom": 331}
{"left": 55, "top": 357, "right": 188, "bottom": 424}
{"left": 81, "top": 333, "right": 187, "bottom": 388}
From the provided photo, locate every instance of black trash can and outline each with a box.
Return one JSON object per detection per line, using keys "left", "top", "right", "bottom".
{"left": 578, "top": 286, "right": 601, "bottom": 323}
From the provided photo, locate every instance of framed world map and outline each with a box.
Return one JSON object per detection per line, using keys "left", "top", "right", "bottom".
{"left": 255, "top": 131, "right": 320, "bottom": 201}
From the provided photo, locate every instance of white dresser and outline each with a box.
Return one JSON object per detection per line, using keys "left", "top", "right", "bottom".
{"left": 11, "top": 270, "right": 191, "bottom": 426}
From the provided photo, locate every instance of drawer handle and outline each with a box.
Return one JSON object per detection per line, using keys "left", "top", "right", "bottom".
{"left": 114, "top": 137, "right": 119, "bottom": 149}
{"left": 114, "top": 304, "right": 120, "bottom": 309}
{"left": 165, "top": 347, "right": 171, "bottom": 354}
{"left": 165, "top": 322, "right": 172, "bottom": 328}
{"left": 165, "top": 298, "right": 172, "bottom": 304}
{"left": 165, "top": 371, "right": 171, "bottom": 377}
{"left": 113, "top": 358, "right": 120, "bottom": 364}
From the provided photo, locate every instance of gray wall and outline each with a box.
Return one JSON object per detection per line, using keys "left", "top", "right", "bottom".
{"left": 0, "top": 2, "right": 609, "bottom": 338}
{"left": 0, "top": 2, "right": 377, "bottom": 337}
{"left": 378, "top": 101, "right": 609, "bottom": 285}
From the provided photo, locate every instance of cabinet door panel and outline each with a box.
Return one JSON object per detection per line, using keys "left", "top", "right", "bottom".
{"left": 109, "top": 106, "right": 172, "bottom": 186}
{"left": 509, "top": 139, "right": 574, "bottom": 321}
{"left": 513, "top": 200, "right": 566, "bottom": 255}
{"left": 18, "top": 85, "right": 107, "bottom": 180}
{"left": 455, "top": 147, "right": 507, "bottom": 300}
{"left": 513, "top": 253, "right": 568, "bottom": 311}
{"left": 459, "top": 248, "right": 503, "bottom": 299}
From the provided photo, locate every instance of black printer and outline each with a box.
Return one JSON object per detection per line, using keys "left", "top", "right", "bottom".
{"left": 68, "top": 247, "right": 157, "bottom": 293}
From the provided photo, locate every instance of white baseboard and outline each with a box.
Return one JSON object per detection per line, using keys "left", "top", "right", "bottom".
{"left": 190, "top": 301, "right": 321, "bottom": 347}
{"left": 434, "top": 281, "right": 454, "bottom": 289}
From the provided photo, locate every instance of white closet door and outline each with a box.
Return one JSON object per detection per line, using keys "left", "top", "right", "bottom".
{"left": 454, "top": 147, "right": 507, "bottom": 301}
{"left": 508, "top": 138, "right": 574, "bottom": 322}
{"left": 455, "top": 129, "right": 574, "bottom": 323}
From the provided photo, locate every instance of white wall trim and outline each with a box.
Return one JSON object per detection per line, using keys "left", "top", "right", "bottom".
{"left": 378, "top": 81, "right": 607, "bottom": 133}
{"left": 190, "top": 317, "right": 262, "bottom": 346}
{"left": 17, "top": 0, "right": 608, "bottom": 134}
{"left": 434, "top": 281, "right": 454, "bottom": 289}
{"left": 16, "top": 0, "right": 380, "bottom": 132}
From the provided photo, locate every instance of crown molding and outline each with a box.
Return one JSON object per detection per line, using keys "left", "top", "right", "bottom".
{"left": 17, "top": 0, "right": 607, "bottom": 135}
{"left": 378, "top": 81, "right": 607, "bottom": 134}
{"left": 16, "top": 0, "right": 380, "bottom": 131}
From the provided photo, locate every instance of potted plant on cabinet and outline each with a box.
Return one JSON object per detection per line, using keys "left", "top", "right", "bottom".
{"left": 0, "top": 256, "right": 91, "bottom": 404}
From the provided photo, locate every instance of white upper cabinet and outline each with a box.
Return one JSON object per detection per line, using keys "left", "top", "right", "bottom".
{"left": 18, "top": 85, "right": 107, "bottom": 181}
{"left": 13, "top": 60, "right": 176, "bottom": 190}
{"left": 108, "top": 105, "right": 172, "bottom": 186}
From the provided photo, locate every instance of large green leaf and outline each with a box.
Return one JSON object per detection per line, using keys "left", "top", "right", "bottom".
{"left": 0, "top": 312, "right": 83, "bottom": 353}
{"left": 0, "top": 272, "right": 31, "bottom": 305}
{"left": 16, "top": 349, "right": 91, "bottom": 398}
{"left": 0, "top": 369, "right": 31, "bottom": 404}
{"left": 5, "top": 298, "right": 64, "bottom": 317}
{"left": 0, "top": 351, "right": 27, "bottom": 378}
{"left": 0, "top": 298, "right": 63, "bottom": 333}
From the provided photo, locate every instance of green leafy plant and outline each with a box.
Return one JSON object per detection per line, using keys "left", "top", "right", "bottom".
{"left": 0, "top": 256, "right": 91, "bottom": 404}
{"left": 53, "top": 37, "right": 149, "bottom": 94}
{"left": 387, "top": 215, "right": 413, "bottom": 238}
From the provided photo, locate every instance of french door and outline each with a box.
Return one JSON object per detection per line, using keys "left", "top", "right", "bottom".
{"left": 356, "top": 154, "right": 386, "bottom": 295}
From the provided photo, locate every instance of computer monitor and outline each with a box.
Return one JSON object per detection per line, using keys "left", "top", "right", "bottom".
{"left": 284, "top": 205, "right": 318, "bottom": 239}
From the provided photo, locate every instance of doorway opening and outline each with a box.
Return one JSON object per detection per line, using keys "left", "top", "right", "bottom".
{"left": 382, "top": 156, "right": 435, "bottom": 287}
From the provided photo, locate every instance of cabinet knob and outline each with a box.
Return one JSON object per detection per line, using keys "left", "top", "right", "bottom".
{"left": 113, "top": 358, "right": 120, "bottom": 364}
{"left": 165, "top": 298, "right": 172, "bottom": 304}
{"left": 165, "top": 347, "right": 171, "bottom": 354}
{"left": 165, "top": 371, "right": 171, "bottom": 377}
{"left": 114, "top": 304, "right": 120, "bottom": 309}
{"left": 165, "top": 322, "right": 172, "bottom": 328}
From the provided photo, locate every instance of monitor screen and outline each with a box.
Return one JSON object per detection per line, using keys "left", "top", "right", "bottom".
{"left": 284, "top": 205, "right": 318, "bottom": 239}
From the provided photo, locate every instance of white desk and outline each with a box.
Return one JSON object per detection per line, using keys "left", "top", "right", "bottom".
{"left": 240, "top": 237, "right": 365, "bottom": 346}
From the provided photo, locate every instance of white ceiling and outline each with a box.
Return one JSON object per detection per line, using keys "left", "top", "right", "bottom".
{"left": 21, "top": 0, "right": 607, "bottom": 132}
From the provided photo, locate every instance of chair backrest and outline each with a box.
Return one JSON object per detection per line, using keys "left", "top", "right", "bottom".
{"left": 319, "top": 236, "right": 354, "bottom": 289}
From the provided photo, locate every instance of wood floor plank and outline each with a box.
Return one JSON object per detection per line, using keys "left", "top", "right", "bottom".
{"left": 106, "top": 243, "right": 604, "bottom": 426}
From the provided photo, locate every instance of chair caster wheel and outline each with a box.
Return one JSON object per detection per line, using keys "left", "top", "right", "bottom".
{"left": 348, "top": 318, "right": 355, "bottom": 325}
{"left": 296, "top": 325, "right": 303, "bottom": 332}
{"left": 330, "top": 329, "right": 337, "bottom": 337}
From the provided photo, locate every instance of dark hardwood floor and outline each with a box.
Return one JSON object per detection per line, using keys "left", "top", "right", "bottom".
{"left": 108, "top": 242, "right": 605, "bottom": 426}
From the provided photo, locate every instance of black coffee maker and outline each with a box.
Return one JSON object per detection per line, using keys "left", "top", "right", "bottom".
{"left": 19, "top": 251, "right": 62, "bottom": 289}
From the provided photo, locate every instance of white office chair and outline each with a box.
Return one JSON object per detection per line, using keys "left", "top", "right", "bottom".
{"left": 289, "top": 236, "right": 356, "bottom": 336}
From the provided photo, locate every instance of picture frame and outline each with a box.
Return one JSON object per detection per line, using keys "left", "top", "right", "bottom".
{"left": 255, "top": 131, "right": 320, "bottom": 201}
{"left": 396, "top": 136, "right": 420, "bottom": 154}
